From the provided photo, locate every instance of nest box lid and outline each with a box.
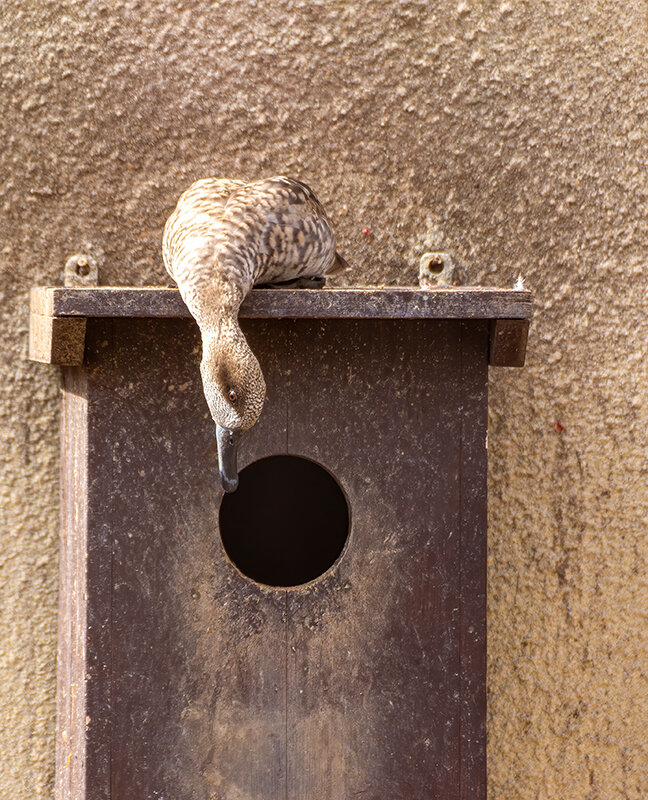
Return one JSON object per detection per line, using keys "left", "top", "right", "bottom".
{"left": 29, "top": 286, "right": 532, "bottom": 368}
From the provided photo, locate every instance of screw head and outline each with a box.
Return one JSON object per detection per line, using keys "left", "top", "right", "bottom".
{"left": 76, "top": 257, "right": 90, "bottom": 276}
{"left": 64, "top": 252, "right": 98, "bottom": 286}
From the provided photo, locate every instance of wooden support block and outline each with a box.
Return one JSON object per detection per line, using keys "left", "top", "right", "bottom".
{"left": 489, "top": 318, "right": 530, "bottom": 367}
{"left": 29, "top": 314, "right": 86, "bottom": 365}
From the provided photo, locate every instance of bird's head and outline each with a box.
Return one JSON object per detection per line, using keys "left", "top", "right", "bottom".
{"left": 200, "top": 326, "right": 266, "bottom": 493}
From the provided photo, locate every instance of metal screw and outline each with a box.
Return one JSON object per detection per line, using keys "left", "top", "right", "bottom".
{"left": 76, "top": 257, "right": 90, "bottom": 277}
{"left": 64, "top": 252, "right": 99, "bottom": 286}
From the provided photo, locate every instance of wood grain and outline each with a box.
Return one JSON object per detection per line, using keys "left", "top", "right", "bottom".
{"left": 29, "top": 286, "right": 532, "bottom": 367}
{"left": 284, "top": 319, "right": 468, "bottom": 798}
{"left": 31, "top": 285, "right": 533, "bottom": 320}
{"left": 489, "top": 318, "right": 530, "bottom": 367}
{"left": 29, "top": 314, "right": 86, "bottom": 365}
{"left": 56, "top": 315, "right": 494, "bottom": 799}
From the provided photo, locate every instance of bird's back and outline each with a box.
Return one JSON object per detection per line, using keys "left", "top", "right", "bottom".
{"left": 162, "top": 178, "right": 245, "bottom": 280}
{"left": 163, "top": 176, "right": 341, "bottom": 288}
{"left": 223, "top": 177, "right": 338, "bottom": 284}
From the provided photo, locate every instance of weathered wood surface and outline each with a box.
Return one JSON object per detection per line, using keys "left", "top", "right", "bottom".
{"left": 59, "top": 353, "right": 113, "bottom": 800}
{"left": 489, "top": 318, "right": 530, "bottom": 367}
{"left": 29, "top": 314, "right": 86, "bottom": 365}
{"left": 283, "top": 319, "right": 487, "bottom": 798}
{"left": 458, "top": 324, "right": 488, "bottom": 798}
{"left": 29, "top": 285, "right": 532, "bottom": 366}
{"left": 31, "top": 285, "right": 532, "bottom": 320}
{"left": 57, "top": 316, "right": 489, "bottom": 800}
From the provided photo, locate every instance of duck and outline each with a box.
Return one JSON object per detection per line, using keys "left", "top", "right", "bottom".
{"left": 162, "top": 176, "right": 348, "bottom": 493}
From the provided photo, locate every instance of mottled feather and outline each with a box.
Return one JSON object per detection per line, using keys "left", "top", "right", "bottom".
{"left": 163, "top": 176, "right": 345, "bottom": 325}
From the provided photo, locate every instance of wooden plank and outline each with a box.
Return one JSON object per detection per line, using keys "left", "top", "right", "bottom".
{"left": 96, "top": 318, "right": 289, "bottom": 799}
{"left": 284, "top": 319, "right": 470, "bottom": 798}
{"left": 30, "top": 285, "right": 533, "bottom": 321}
{"left": 489, "top": 319, "right": 530, "bottom": 367}
{"left": 30, "top": 286, "right": 532, "bottom": 365}
{"left": 459, "top": 322, "right": 488, "bottom": 800}
{"left": 29, "top": 314, "right": 86, "bottom": 365}
{"left": 57, "top": 367, "right": 85, "bottom": 800}
{"left": 81, "top": 322, "right": 119, "bottom": 800}
{"left": 58, "top": 336, "right": 115, "bottom": 800}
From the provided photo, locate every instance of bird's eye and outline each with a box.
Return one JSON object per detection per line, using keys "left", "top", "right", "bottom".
{"left": 228, "top": 390, "right": 238, "bottom": 404}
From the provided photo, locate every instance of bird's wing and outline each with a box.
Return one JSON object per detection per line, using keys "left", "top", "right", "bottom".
{"left": 265, "top": 178, "right": 349, "bottom": 276}
{"left": 173, "top": 178, "right": 246, "bottom": 214}
{"left": 223, "top": 177, "right": 339, "bottom": 283}
{"left": 162, "top": 178, "right": 245, "bottom": 279}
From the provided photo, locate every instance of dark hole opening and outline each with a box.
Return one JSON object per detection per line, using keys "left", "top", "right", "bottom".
{"left": 428, "top": 256, "right": 444, "bottom": 274}
{"left": 219, "top": 455, "right": 349, "bottom": 587}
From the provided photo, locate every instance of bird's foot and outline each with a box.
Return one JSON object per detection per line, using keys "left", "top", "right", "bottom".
{"left": 256, "top": 276, "right": 326, "bottom": 289}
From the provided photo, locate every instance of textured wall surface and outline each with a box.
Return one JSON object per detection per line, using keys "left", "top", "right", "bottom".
{"left": 2, "top": 1, "right": 647, "bottom": 798}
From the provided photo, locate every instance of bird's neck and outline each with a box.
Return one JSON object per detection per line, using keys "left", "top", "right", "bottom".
{"left": 182, "top": 259, "right": 253, "bottom": 330}
{"left": 202, "top": 317, "right": 250, "bottom": 360}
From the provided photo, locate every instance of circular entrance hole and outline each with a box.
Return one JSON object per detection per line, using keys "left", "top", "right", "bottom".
{"left": 219, "top": 455, "right": 349, "bottom": 587}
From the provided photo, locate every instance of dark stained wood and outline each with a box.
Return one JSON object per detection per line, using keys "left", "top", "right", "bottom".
{"left": 52, "top": 312, "right": 506, "bottom": 799}
{"left": 29, "top": 285, "right": 532, "bottom": 368}
{"left": 31, "top": 285, "right": 533, "bottom": 320}
{"left": 57, "top": 366, "right": 83, "bottom": 800}
{"left": 284, "top": 319, "right": 468, "bottom": 798}
{"left": 58, "top": 329, "right": 115, "bottom": 800}
{"left": 489, "top": 318, "right": 530, "bottom": 367}
{"left": 62, "top": 319, "right": 294, "bottom": 800}
{"left": 459, "top": 323, "right": 488, "bottom": 798}
{"left": 29, "top": 313, "right": 86, "bottom": 365}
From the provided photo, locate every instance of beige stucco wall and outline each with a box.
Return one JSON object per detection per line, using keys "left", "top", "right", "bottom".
{"left": 2, "top": 1, "right": 647, "bottom": 797}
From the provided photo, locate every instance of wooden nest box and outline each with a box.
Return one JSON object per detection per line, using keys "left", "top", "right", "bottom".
{"left": 29, "top": 285, "right": 531, "bottom": 800}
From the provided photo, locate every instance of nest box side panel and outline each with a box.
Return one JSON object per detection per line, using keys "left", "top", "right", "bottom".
{"left": 458, "top": 321, "right": 488, "bottom": 799}
{"left": 58, "top": 321, "right": 116, "bottom": 800}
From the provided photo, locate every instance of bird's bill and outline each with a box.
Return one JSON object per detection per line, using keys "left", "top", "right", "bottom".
{"left": 216, "top": 425, "right": 242, "bottom": 493}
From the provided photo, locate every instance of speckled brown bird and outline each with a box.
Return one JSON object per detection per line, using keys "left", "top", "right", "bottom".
{"left": 162, "top": 176, "right": 348, "bottom": 492}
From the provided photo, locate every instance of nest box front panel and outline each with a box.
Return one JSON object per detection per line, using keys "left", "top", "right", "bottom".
{"left": 64, "top": 316, "right": 487, "bottom": 800}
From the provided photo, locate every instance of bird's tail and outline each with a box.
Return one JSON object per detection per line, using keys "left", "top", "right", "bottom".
{"left": 328, "top": 251, "right": 351, "bottom": 275}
